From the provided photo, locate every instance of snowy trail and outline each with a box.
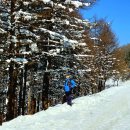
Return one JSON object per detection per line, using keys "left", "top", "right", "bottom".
{"left": 0, "top": 80, "right": 130, "bottom": 130}
{"left": 85, "top": 86, "right": 130, "bottom": 130}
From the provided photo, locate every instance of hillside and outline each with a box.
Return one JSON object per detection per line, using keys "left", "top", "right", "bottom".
{"left": 0, "top": 80, "right": 130, "bottom": 130}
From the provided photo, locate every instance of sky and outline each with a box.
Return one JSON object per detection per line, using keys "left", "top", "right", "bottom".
{"left": 80, "top": 0, "right": 130, "bottom": 46}
{"left": 1, "top": 79, "right": 130, "bottom": 130}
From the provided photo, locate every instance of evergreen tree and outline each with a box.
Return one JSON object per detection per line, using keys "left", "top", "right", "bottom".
{"left": 0, "top": 1, "right": 9, "bottom": 122}
{"left": 1, "top": 0, "right": 96, "bottom": 120}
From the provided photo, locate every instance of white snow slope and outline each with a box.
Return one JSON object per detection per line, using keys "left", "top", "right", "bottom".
{"left": 1, "top": 80, "right": 130, "bottom": 130}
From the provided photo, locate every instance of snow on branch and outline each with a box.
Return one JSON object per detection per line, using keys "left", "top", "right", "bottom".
{"left": 71, "top": 1, "right": 90, "bottom": 8}
{"left": 0, "top": 28, "right": 6, "bottom": 33}
{"left": 39, "top": 28, "right": 78, "bottom": 48}
{"left": 65, "top": 0, "right": 91, "bottom": 8}
{"left": 6, "top": 58, "right": 28, "bottom": 64}
{"left": 14, "top": 9, "right": 35, "bottom": 21}
{"left": 42, "top": 0, "right": 51, "bottom": 4}
{"left": 74, "top": 54, "right": 94, "bottom": 57}
{"left": 19, "top": 28, "right": 40, "bottom": 39}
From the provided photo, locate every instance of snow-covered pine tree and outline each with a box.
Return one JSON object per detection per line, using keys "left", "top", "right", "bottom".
{"left": 13, "top": 0, "right": 96, "bottom": 110}
{"left": 0, "top": 1, "right": 10, "bottom": 122}
{"left": 1, "top": 0, "right": 96, "bottom": 120}
{"left": 33, "top": 1, "right": 95, "bottom": 104}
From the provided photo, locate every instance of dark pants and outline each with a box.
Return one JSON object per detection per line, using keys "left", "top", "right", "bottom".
{"left": 65, "top": 91, "right": 72, "bottom": 106}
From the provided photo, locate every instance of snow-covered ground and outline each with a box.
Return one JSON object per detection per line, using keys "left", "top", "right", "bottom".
{"left": 1, "top": 80, "right": 130, "bottom": 130}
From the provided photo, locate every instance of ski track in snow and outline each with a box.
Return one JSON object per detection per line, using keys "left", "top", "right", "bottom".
{"left": 0, "top": 80, "right": 130, "bottom": 130}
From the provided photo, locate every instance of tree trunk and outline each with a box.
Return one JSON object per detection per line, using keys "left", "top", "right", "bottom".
{"left": 6, "top": 61, "right": 17, "bottom": 121}
{"left": 31, "top": 96, "right": 36, "bottom": 114}
{"left": 98, "top": 80, "right": 102, "bottom": 92}
{"left": 0, "top": 112, "right": 2, "bottom": 125}
{"left": 42, "top": 72, "right": 50, "bottom": 110}
{"left": 27, "top": 88, "right": 32, "bottom": 115}
{"left": 18, "top": 69, "right": 23, "bottom": 115}
{"left": 37, "top": 93, "right": 40, "bottom": 112}
{"left": 22, "top": 64, "right": 27, "bottom": 115}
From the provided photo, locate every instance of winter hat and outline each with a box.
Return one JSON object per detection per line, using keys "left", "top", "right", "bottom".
{"left": 66, "top": 75, "right": 70, "bottom": 78}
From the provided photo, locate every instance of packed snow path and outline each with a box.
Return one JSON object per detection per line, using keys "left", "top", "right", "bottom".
{"left": 1, "top": 80, "right": 130, "bottom": 130}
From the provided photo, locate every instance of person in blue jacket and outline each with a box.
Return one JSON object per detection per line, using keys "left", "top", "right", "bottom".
{"left": 64, "top": 75, "right": 76, "bottom": 106}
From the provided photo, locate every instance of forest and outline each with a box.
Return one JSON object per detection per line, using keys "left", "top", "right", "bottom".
{"left": 0, "top": 0, "right": 129, "bottom": 123}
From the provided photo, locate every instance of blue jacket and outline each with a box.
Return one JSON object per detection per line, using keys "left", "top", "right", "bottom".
{"left": 64, "top": 78, "right": 76, "bottom": 92}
